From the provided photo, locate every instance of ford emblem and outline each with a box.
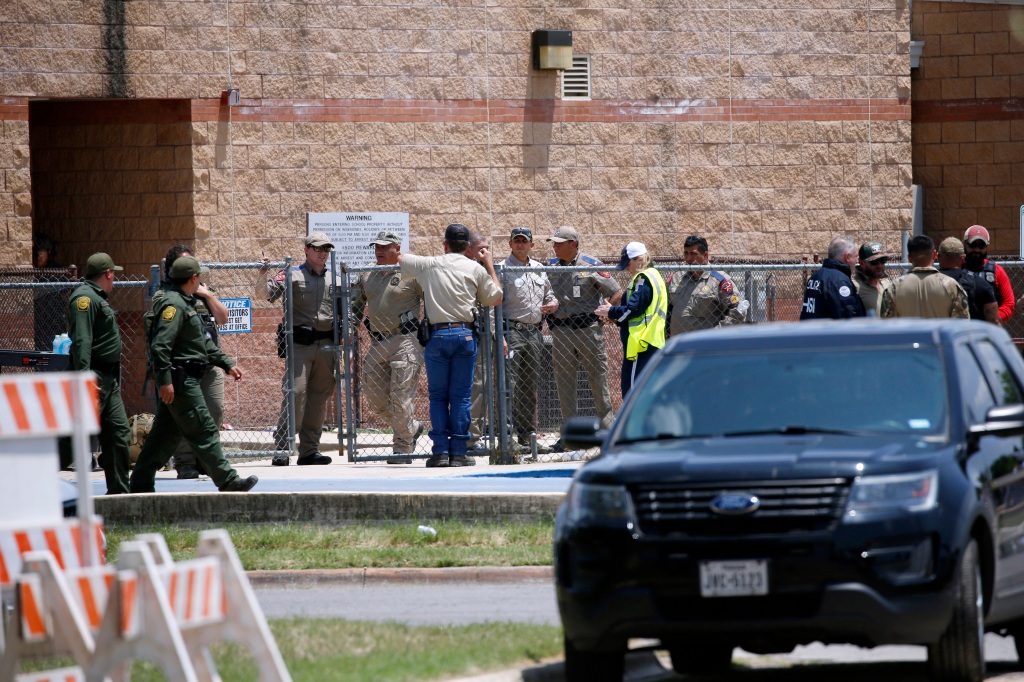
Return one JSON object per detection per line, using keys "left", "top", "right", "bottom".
{"left": 710, "top": 493, "right": 760, "bottom": 516}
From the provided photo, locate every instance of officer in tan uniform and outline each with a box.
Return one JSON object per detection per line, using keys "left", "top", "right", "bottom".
{"left": 351, "top": 230, "right": 426, "bottom": 464}
{"left": 668, "top": 235, "right": 747, "bottom": 335}
{"left": 546, "top": 226, "right": 621, "bottom": 448}
{"left": 880, "top": 234, "right": 970, "bottom": 319}
{"left": 853, "top": 241, "right": 891, "bottom": 316}
{"left": 258, "top": 232, "right": 339, "bottom": 466}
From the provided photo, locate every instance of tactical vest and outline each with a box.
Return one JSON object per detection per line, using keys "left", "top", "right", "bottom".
{"left": 625, "top": 267, "right": 668, "bottom": 362}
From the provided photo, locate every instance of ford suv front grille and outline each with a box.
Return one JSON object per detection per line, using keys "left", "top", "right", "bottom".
{"left": 631, "top": 478, "right": 851, "bottom": 537}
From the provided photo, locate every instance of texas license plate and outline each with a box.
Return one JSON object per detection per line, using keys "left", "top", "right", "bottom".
{"left": 699, "top": 560, "right": 769, "bottom": 597}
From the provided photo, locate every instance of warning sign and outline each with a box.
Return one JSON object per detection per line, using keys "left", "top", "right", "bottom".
{"left": 216, "top": 298, "right": 251, "bottom": 334}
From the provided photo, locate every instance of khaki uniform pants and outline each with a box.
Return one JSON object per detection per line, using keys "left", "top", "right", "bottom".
{"left": 173, "top": 365, "right": 224, "bottom": 470}
{"left": 507, "top": 325, "right": 543, "bottom": 438}
{"left": 129, "top": 376, "right": 238, "bottom": 491}
{"left": 469, "top": 350, "right": 486, "bottom": 444}
{"left": 550, "top": 323, "right": 614, "bottom": 429}
{"left": 274, "top": 338, "right": 337, "bottom": 457}
{"left": 364, "top": 333, "right": 422, "bottom": 453}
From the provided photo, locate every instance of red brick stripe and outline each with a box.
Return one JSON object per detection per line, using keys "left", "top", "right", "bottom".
{"left": 913, "top": 98, "right": 1024, "bottom": 122}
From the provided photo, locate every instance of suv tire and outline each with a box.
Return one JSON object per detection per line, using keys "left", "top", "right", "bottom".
{"left": 927, "top": 539, "right": 985, "bottom": 682}
{"left": 669, "top": 644, "right": 733, "bottom": 675}
{"left": 563, "top": 637, "right": 624, "bottom": 682}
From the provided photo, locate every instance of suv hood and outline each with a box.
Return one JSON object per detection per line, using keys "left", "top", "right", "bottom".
{"left": 583, "top": 434, "right": 950, "bottom": 484}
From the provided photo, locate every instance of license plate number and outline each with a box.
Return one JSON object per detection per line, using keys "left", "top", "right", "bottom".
{"left": 699, "top": 560, "right": 768, "bottom": 597}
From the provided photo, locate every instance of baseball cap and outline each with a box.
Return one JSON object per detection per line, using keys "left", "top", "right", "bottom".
{"left": 938, "top": 237, "right": 965, "bottom": 258}
{"left": 616, "top": 241, "right": 648, "bottom": 270}
{"left": 370, "top": 230, "right": 401, "bottom": 246}
{"left": 444, "top": 223, "right": 470, "bottom": 241}
{"left": 510, "top": 227, "right": 533, "bottom": 241}
{"left": 305, "top": 232, "right": 334, "bottom": 248}
{"left": 858, "top": 242, "right": 886, "bottom": 262}
{"left": 964, "top": 225, "right": 990, "bottom": 245}
{"left": 169, "top": 255, "right": 209, "bottom": 279}
{"left": 85, "top": 253, "right": 123, "bottom": 276}
{"left": 547, "top": 226, "right": 579, "bottom": 243}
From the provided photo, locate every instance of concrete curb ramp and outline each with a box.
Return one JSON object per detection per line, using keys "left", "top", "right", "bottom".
{"left": 96, "top": 491, "right": 565, "bottom": 525}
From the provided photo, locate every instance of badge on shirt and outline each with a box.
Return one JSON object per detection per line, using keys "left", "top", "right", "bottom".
{"left": 572, "top": 285, "right": 581, "bottom": 298}
{"left": 76, "top": 296, "right": 90, "bottom": 311}
{"left": 839, "top": 286, "right": 851, "bottom": 298}
{"left": 720, "top": 279, "right": 734, "bottom": 295}
{"left": 162, "top": 307, "right": 177, "bottom": 321}
{"left": 390, "top": 275, "right": 401, "bottom": 286}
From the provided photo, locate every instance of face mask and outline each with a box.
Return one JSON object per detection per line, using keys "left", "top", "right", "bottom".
{"left": 964, "top": 252, "right": 985, "bottom": 270}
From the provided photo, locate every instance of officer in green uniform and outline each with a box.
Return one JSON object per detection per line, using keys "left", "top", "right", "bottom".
{"left": 149, "top": 245, "right": 229, "bottom": 480}
{"left": 129, "top": 256, "right": 257, "bottom": 493}
{"left": 66, "top": 253, "right": 131, "bottom": 494}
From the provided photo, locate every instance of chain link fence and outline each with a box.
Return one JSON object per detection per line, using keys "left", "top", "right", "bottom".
{"left": 6, "top": 256, "right": 1024, "bottom": 466}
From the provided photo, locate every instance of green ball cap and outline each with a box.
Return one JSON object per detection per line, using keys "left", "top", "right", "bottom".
{"left": 85, "top": 252, "right": 123, "bottom": 276}
{"left": 169, "top": 255, "right": 209, "bottom": 279}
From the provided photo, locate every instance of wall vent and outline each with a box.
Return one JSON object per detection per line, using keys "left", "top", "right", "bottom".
{"left": 561, "top": 55, "right": 591, "bottom": 100}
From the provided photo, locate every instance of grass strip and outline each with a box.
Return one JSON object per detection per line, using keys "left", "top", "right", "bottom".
{"left": 105, "top": 519, "right": 556, "bottom": 570}
{"left": 20, "top": 619, "right": 565, "bottom": 681}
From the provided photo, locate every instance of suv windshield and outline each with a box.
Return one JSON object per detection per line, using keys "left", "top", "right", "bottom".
{"left": 618, "top": 346, "right": 948, "bottom": 442}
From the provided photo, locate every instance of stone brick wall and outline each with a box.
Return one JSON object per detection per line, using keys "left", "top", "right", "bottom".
{"left": 912, "top": 0, "right": 1024, "bottom": 254}
{"left": 2, "top": 0, "right": 912, "bottom": 265}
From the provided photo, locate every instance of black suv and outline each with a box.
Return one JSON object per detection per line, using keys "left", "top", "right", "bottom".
{"left": 556, "top": 319, "right": 1024, "bottom": 682}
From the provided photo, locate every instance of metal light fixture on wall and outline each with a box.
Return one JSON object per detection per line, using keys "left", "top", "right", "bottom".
{"left": 532, "top": 30, "right": 573, "bottom": 70}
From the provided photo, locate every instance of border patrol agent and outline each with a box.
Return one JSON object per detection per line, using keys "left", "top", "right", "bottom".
{"left": 546, "top": 226, "right": 621, "bottom": 444}
{"left": 597, "top": 242, "right": 668, "bottom": 397}
{"left": 129, "top": 257, "right": 257, "bottom": 493}
{"left": 150, "top": 244, "right": 230, "bottom": 479}
{"left": 881, "top": 234, "right": 970, "bottom": 320}
{"left": 259, "top": 232, "right": 339, "bottom": 466}
{"left": 501, "top": 227, "right": 558, "bottom": 453}
{"left": 352, "top": 230, "right": 425, "bottom": 464}
{"left": 67, "top": 253, "right": 130, "bottom": 494}
{"left": 668, "top": 235, "right": 747, "bottom": 335}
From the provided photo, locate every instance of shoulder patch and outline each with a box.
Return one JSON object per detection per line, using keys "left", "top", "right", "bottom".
{"left": 719, "top": 278, "right": 734, "bottom": 295}
{"left": 548, "top": 257, "right": 560, "bottom": 265}
{"left": 161, "top": 306, "right": 177, "bottom": 322}
{"left": 708, "top": 270, "right": 726, "bottom": 282}
{"left": 581, "top": 255, "right": 602, "bottom": 266}
{"left": 75, "top": 296, "right": 90, "bottom": 311}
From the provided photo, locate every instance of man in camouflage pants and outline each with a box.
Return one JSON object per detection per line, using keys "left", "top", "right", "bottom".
{"left": 668, "top": 235, "right": 747, "bottom": 336}
{"left": 351, "top": 230, "right": 426, "bottom": 464}
{"left": 546, "top": 226, "right": 621, "bottom": 451}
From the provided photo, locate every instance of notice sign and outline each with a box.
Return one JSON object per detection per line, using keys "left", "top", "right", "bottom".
{"left": 307, "top": 212, "right": 411, "bottom": 269}
{"left": 217, "top": 298, "right": 251, "bottom": 334}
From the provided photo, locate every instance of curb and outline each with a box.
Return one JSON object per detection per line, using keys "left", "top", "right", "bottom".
{"left": 247, "top": 565, "right": 554, "bottom": 587}
{"left": 96, "top": 491, "right": 564, "bottom": 525}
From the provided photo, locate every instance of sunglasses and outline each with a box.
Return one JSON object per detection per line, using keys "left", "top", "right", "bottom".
{"left": 869, "top": 258, "right": 888, "bottom": 266}
{"left": 966, "top": 241, "right": 987, "bottom": 249}
{"left": 308, "top": 245, "right": 331, "bottom": 253}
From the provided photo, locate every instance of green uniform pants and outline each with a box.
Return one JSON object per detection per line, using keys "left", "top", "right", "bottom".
{"left": 364, "top": 333, "right": 422, "bottom": 453}
{"left": 172, "top": 365, "right": 224, "bottom": 471}
{"left": 550, "top": 323, "right": 614, "bottom": 429}
{"left": 129, "top": 375, "right": 239, "bottom": 492}
{"left": 96, "top": 370, "right": 130, "bottom": 494}
{"left": 273, "top": 339, "right": 337, "bottom": 457}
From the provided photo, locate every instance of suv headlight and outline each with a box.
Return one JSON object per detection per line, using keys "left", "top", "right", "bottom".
{"left": 845, "top": 469, "right": 938, "bottom": 519}
{"left": 566, "top": 482, "right": 635, "bottom": 528}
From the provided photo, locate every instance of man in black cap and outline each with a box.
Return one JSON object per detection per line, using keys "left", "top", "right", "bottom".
{"left": 66, "top": 252, "right": 131, "bottom": 493}
{"left": 853, "top": 241, "right": 891, "bottom": 316}
{"left": 398, "top": 223, "right": 502, "bottom": 467}
{"left": 258, "top": 232, "right": 339, "bottom": 466}
{"left": 130, "top": 256, "right": 257, "bottom": 493}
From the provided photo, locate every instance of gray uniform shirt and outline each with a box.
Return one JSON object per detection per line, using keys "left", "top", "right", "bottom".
{"left": 351, "top": 269, "right": 424, "bottom": 335}
{"left": 501, "top": 255, "right": 556, "bottom": 324}
{"left": 267, "top": 263, "right": 339, "bottom": 332}
{"left": 548, "top": 252, "right": 620, "bottom": 319}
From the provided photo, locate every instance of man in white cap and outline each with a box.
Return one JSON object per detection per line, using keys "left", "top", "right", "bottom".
{"left": 258, "top": 232, "right": 339, "bottom": 466}
{"left": 668, "top": 235, "right": 747, "bottom": 334}
{"left": 546, "top": 226, "right": 621, "bottom": 450}
{"left": 963, "top": 224, "right": 1015, "bottom": 323}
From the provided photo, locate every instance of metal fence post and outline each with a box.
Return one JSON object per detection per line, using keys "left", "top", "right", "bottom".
{"left": 492, "top": 299, "right": 512, "bottom": 463}
{"left": 337, "top": 254, "right": 357, "bottom": 461}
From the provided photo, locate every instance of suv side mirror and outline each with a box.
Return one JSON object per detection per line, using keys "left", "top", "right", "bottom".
{"left": 970, "top": 403, "right": 1024, "bottom": 438}
{"left": 562, "top": 417, "right": 605, "bottom": 450}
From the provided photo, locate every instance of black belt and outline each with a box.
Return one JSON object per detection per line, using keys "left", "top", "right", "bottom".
{"left": 431, "top": 322, "right": 469, "bottom": 331}
{"left": 548, "top": 314, "right": 598, "bottom": 329}
{"left": 370, "top": 329, "right": 400, "bottom": 341}
{"left": 91, "top": 360, "right": 120, "bottom": 375}
{"left": 175, "top": 360, "right": 210, "bottom": 378}
{"left": 506, "top": 319, "right": 540, "bottom": 331}
{"left": 314, "top": 329, "right": 333, "bottom": 341}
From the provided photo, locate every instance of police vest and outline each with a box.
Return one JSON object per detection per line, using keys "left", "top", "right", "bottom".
{"left": 625, "top": 267, "right": 668, "bottom": 362}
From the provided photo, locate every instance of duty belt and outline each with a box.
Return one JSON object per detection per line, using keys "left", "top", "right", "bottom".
{"left": 506, "top": 319, "right": 540, "bottom": 331}
{"left": 91, "top": 360, "right": 121, "bottom": 375}
{"left": 431, "top": 322, "right": 470, "bottom": 331}
{"left": 547, "top": 314, "right": 598, "bottom": 329}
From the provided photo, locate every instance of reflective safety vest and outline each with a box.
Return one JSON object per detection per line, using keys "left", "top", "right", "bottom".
{"left": 625, "top": 267, "right": 667, "bottom": 361}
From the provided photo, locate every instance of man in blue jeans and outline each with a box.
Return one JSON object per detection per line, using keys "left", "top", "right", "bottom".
{"left": 398, "top": 223, "right": 503, "bottom": 467}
